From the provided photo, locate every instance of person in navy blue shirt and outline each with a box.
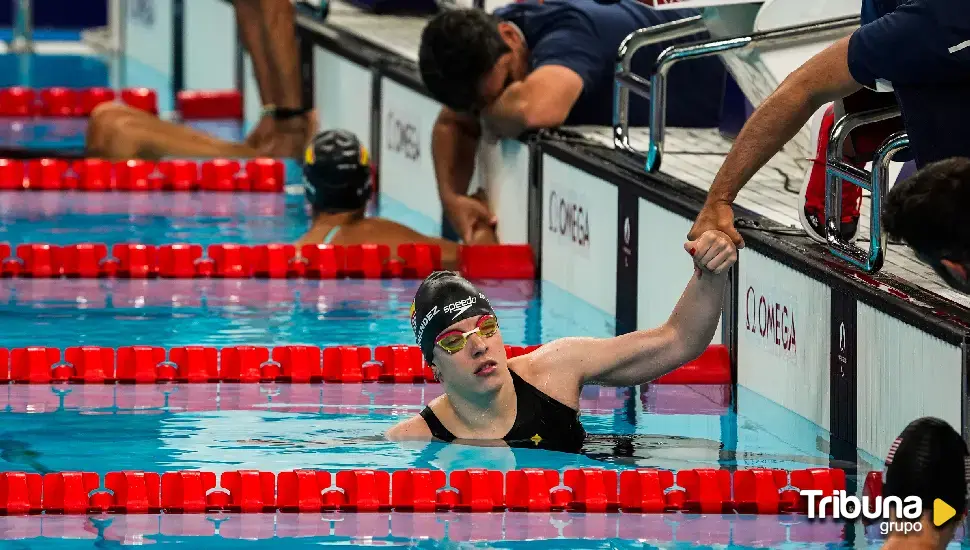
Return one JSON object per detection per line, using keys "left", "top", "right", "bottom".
{"left": 690, "top": 0, "right": 970, "bottom": 252}
{"left": 418, "top": 0, "right": 727, "bottom": 243}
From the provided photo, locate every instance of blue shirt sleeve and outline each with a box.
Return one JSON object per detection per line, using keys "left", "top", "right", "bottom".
{"left": 528, "top": 13, "right": 607, "bottom": 93}
{"left": 848, "top": 0, "right": 970, "bottom": 85}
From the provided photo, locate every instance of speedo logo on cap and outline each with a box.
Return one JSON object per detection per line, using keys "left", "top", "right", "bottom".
{"left": 444, "top": 297, "right": 476, "bottom": 319}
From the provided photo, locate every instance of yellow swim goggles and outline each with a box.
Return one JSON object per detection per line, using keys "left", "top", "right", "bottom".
{"left": 435, "top": 315, "right": 499, "bottom": 354}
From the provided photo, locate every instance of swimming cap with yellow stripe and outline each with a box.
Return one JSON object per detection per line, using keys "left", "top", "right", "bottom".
{"left": 302, "top": 129, "right": 372, "bottom": 212}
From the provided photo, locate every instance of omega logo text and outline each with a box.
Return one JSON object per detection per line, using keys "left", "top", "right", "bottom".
{"left": 385, "top": 111, "right": 420, "bottom": 161}
{"left": 548, "top": 190, "right": 590, "bottom": 247}
{"left": 745, "top": 286, "right": 796, "bottom": 353}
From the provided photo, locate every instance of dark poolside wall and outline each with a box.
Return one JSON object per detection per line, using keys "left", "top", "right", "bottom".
{"left": 0, "top": 0, "right": 108, "bottom": 30}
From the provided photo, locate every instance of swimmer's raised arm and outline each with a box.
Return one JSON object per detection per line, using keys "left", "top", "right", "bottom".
{"left": 531, "top": 230, "right": 736, "bottom": 390}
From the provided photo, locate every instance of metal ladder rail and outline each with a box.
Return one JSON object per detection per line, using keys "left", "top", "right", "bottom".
{"left": 612, "top": 14, "right": 707, "bottom": 155}
{"left": 824, "top": 106, "right": 908, "bottom": 272}
{"left": 614, "top": 14, "right": 859, "bottom": 173}
{"left": 11, "top": 0, "right": 34, "bottom": 53}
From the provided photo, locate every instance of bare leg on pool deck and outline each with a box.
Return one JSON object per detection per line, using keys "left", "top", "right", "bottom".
{"left": 85, "top": 103, "right": 260, "bottom": 160}
{"left": 234, "top": 0, "right": 311, "bottom": 158}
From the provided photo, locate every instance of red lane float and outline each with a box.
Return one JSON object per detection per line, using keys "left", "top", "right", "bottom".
{"left": 652, "top": 345, "right": 730, "bottom": 385}
{"left": 176, "top": 90, "right": 244, "bottom": 120}
{"left": 0, "top": 87, "right": 158, "bottom": 117}
{"left": 0, "top": 158, "right": 285, "bottom": 192}
{"left": 0, "top": 243, "right": 536, "bottom": 280}
{"left": 458, "top": 245, "right": 535, "bottom": 280}
{"left": 0, "top": 344, "right": 727, "bottom": 385}
{"left": 0, "top": 467, "right": 847, "bottom": 515}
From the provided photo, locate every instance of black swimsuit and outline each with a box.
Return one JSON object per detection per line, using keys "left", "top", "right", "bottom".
{"left": 419, "top": 368, "right": 587, "bottom": 453}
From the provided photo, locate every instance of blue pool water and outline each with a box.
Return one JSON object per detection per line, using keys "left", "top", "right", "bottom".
{"left": 0, "top": 43, "right": 964, "bottom": 550}
{"left": 0, "top": 52, "right": 109, "bottom": 89}
{"left": 0, "top": 512, "right": 901, "bottom": 549}
{"left": 0, "top": 381, "right": 849, "bottom": 473}
{"left": 0, "top": 278, "right": 607, "bottom": 348}
{"left": 0, "top": 191, "right": 439, "bottom": 246}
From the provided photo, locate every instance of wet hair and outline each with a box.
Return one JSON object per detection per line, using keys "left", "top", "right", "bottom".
{"left": 884, "top": 157, "right": 970, "bottom": 263}
{"left": 418, "top": 9, "right": 510, "bottom": 113}
{"left": 409, "top": 271, "right": 496, "bottom": 364}
{"left": 302, "top": 129, "right": 372, "bottom": 214}
{"left": 883, "top": 417, "right": 969, "bottom": 522}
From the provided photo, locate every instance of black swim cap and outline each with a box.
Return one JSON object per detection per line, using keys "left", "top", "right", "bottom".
{"left": 410, "top": 271, "right": 496, "bottom": 364}
{"left": 302, "top": 129, "right": 372, "bottom": 212}
{"left": 884, "top": 417, "right": 970, "bottom": 521}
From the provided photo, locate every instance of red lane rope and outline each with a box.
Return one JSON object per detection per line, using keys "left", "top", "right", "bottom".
{"left": 0, "top": 243, "right": 535, "bottom": 280}
{"left": 0, "top": 86, "right": 159, "bottom": 117}
{"left": 0, "top": 466, "right": 853, "bottom": 515}
{"left": 0, "top": 158, "right": 285, "bottom": 192}
{"left": 0, "top": 87, "right": 242, "bottom": 120}
{"left": 0, "top": 345, "right": 728, "bottom": 385}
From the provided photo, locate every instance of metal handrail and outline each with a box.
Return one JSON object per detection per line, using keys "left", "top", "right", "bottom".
{"left": 612, "top": 14, "right": 859, "bottom": 172}
{"left": 612, "top": 15, "right": 707, "bottom": 155}
{"left": 11, "top": 0, "right": 34, "bottom": 53}
{"left": 824, "top": 106, "right": 907, "bottom": 273}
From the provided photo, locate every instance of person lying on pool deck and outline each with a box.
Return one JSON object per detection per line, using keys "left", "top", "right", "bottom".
{"left": 420, "top": 1, "right": 726, "bottom": 245}
{"left": 85, "top": 0, "right": 310, "bottom": 160}
{"left": 385, "top": 232, "right": 737, "bottom": 451}
{"left": 296, "top": 129, "right": 494, "bottom": 269}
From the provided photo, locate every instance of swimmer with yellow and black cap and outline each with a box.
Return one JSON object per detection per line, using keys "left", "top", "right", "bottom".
{"left": 386, "top": 229, "right": 739, "bottom": 452}
{"left": 296, "top": 129, "right": 463, "bottom": 269}
{"left": 881, "top": 417, "right": 969, "bottom": 549}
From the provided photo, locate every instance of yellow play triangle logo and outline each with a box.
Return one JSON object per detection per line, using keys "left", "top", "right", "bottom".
{"left": 934, "top": 499, "right": 956, "bottom": 527}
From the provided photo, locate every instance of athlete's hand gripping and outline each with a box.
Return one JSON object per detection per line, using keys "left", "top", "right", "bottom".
{"left": 685, "top": 230, "right": 738, "bottom": 277}
{"left": 689, "top": 201, "right": 744, "bottom": 249}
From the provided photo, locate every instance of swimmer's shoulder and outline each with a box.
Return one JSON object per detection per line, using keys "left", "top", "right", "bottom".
{"left": 385, "top": 414, "right": 433, "bottom": 441}
{"left": 508, "top": 338, "right": 587, "bottom": 408}
{"left": 352, "top": 218, "right": 425, "bottom": 241}
{"left": 509, "top": 339, "right": 568, "bottom": 379}
{"left": 385, "top": 394, "right": 448, "bottom": 441}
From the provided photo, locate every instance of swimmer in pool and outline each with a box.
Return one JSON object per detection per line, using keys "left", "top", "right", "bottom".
{"left": 880, "top": 417, "right": 969, "bottom": 549}
{"left": 385, "top": 231, "right": 737, "bottom": 451}
{"left": 0, "top": 438, "right": 51, "bottom": 474}
{"left": 296, "top": 129, "right": 490, "bottom": 269}
{"left": 85, "top": 0, "right": 311, "bottom": 160}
